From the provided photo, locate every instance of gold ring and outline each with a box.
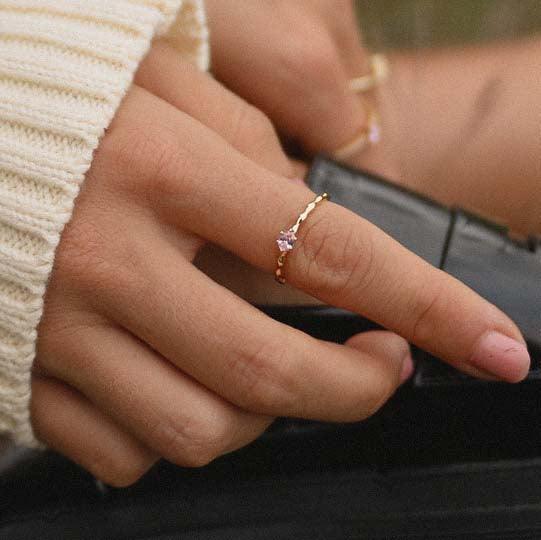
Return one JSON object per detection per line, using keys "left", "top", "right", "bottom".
{"left": 333, "top": 106, "right": 381, "bottom": 161}
{"left": 275, "top": 193, "right": 330, "bottom": 284}
{"left": 349, "top": 53, "right": 390, "bottom": 93}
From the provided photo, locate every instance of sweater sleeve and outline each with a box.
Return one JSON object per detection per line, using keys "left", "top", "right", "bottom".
{"left": 0, "top": 0, "right": 209, "bottom": 447}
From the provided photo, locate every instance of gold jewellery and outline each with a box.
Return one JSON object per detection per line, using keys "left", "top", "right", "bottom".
{"left": 333, "top": 106, "right": 381, "bottom": 161}
{"left": 349, "top": 53, "right": 390, "bottom": 93}
{"left": 275, "top": 193, "right": 330, "bottom": 284}
{"left": 333, "top": 54, "right": 389, "bottom": 161}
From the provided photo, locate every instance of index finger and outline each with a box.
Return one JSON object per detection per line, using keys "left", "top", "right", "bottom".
{"left": 128, "top": 94, "right": 530, "bottom": 383}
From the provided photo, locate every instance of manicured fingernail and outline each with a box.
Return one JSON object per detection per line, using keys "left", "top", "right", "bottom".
{"left": 470, "top": 331, "right": 530, "bottom": 382}
{"left": 400, "top": 351, "right": 414, "bottom": 384}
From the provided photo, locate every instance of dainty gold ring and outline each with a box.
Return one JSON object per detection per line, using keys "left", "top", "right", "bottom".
{"left": 333, "top": 106, "right": 381, "bottom": 161}
{"left": 349, "top": 54, "right": 390, "bottom": 93}
{"left": 275, "top": 193, "right": 330, "bottom": 284}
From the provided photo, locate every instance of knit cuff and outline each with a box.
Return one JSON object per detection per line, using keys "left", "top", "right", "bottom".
{"left": 0, "top": 0, "right": 208, "bottom": 446}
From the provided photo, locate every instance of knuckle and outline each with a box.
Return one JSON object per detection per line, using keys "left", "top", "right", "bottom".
{"left": 298, "top": 209, "right": 376, "bottom": 298}
{"left": 54, "top": 206, "right": 145, "bottom": 301}
{"left": 228, "top": 339, "right": 298, "bottom": 414}
{"left": 150, "top": 415, "right": 231, "bottom": 468}
{"left": 114, "top": 123, "right": 166, "bottom": 176}
{"left": 410, "top": 273, "right": 447, "bottom": 345}
{"left": 140, "top": 129, "right": 191, "bottom": 201}
{"left": 36, "top": 306, "right": 71, "bottom": 361}
{"left": 36, "top": 315, "right": 104, "bottom": 379}
{"left": 36, "top": 311, "right": 76, "bottom": 362}
{"left": 229, "top": 101, "right": 278, "bottom": 151}
{"left": 37, "top": 288, "right": 90, "bottom": 358}
{"left": 103, "top": 121, "right": 190, "bottom": 202}
{"left": 54, "top": 216, "right": 110, "bottom": 290}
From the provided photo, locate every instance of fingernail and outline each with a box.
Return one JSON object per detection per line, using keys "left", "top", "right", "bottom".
{"left": 400, "top": 351, "right": 415, "bottom": 384}
{"left": 470, "top": 331, "right": 530, "bottom": 382}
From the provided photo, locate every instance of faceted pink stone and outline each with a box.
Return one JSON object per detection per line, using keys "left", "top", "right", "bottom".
{"left": 277, "top": 229, "right": 296, "bottom": 252}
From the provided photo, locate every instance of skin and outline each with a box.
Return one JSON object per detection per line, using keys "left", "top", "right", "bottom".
{"left": 205, "top": 0, "right": 541, "bottom": 234}
{"left": 30, "top": 8, "right": 533, "bottom": 487}
{"left": 202, "top": 0, "right": 541, "bottom": 304}
{"left": 358, "top": 37, "right": 541, "bottom": 236}
{"left": 205, "top": 0, "right": 371, "bottom": 155}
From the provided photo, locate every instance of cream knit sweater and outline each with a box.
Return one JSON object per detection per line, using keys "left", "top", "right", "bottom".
{"left": 0, "top": 0, "right": 209, "bottom": 447}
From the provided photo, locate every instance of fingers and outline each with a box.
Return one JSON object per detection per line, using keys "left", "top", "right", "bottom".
{"left": 204, "top": 0, "right": 368, "bottom": 155}
{"left": 117, "top": 90, "right": 530, "bottom": 381}
{"left": 317, "top": 0, "right": 369, "bottom": 78}
{"left": 136, "top": 40, "right": 294, "bottom": 177}
{"left": 37, "top": 320, "right": 274, "bottom": 467}
{"left": 30, "top": 375, "right": 156, "bottom": 487}
{"left": 97, "top": 229, "right": 411, "bottom": 422}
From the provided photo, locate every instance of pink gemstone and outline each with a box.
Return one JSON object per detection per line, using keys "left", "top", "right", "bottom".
{"left": 277, "top": 229, "right": 296, "bottom": 252}
{"left": 369, "top": 121, "right": 381, "bottom": 144}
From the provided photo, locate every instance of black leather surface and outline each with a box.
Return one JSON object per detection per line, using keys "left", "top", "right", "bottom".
{"left": 307, "top": 156, "right": 452, "bottom": 267}
{"left": 4, "top": 450, "right": 541, "bottom": 539}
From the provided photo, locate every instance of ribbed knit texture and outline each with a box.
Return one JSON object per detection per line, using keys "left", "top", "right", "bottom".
{"left": 0, "top": 0, "right": 209, "bottom": 447}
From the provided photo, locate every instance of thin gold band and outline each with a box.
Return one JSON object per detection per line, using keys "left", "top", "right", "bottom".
{"left": 275, "top": 193, "right": 330, "bottom": 284}
{"left": 349, "top": 54, "right": 390, "bottom": 93}
{"left": 333, "top": 107, "right": 381, "bottom": 161}
{"left": 335, "top": 55, "right": 389, "bottom": 161}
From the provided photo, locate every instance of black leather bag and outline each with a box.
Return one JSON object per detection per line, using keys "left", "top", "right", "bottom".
{"left": 2, "top": 158, "right": 541, "bottom": 540}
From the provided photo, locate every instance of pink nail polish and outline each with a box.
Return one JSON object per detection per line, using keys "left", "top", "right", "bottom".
{"left": 400, "top": 352, "right": 414, "bottom": 384}
{"left": 470, "top": 331, "right": 530, "bottom": 383}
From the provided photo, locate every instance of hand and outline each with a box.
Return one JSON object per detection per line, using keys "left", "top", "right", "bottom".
{"left": 31, "top": 42, "right": 529, "bottom": 488}
{"left": 205, "top": 0, "right": 371, "bottom": 156}
{"left": 206, "top": 2, "right": 541, "bottom": 234}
